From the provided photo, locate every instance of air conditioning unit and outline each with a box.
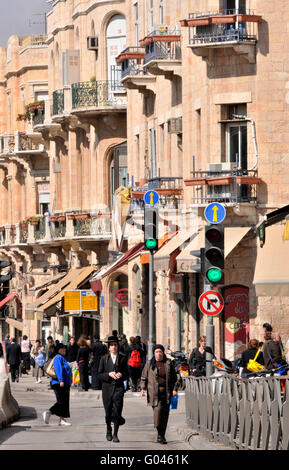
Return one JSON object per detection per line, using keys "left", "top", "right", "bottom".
{"left": 87, "top": 36, "right": 98, "bottom": 51}
{"left": 208, "top": 162, "right": 236, "bottom": 172}
{"left": 167, "top": 117, "right": 182, "bottom": 134}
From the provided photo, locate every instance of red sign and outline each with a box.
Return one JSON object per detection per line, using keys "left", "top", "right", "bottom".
{"left": 198, "top": 290, "right": 224, "bottom": 316}
{"left": 114, "top": 288, "right": 129, "bottom": 307}
{"left": 223, "top": 285, "right": 249, "bottom": 361}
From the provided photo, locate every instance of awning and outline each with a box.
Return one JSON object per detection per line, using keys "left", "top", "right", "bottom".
{"left": 90, "top": 243, "right": 144, "bottom": 290}
{"left": 26, "top": 267, "right": 96, "bottom": 312}
{"left": 0, "top": 292, "right": 18, "bottom": 308}
{"left": 154, "top": 231, "right": 197, "bottom": 271}
{"left": 5, "top": 318, "right": 24, "bottom": 331}
{"left": 38, "top": 265, "right": 96, "bottom": 312}
{"left": 29, "top": 272, "right": 67, "bottom": 292}
{"left": 253, "top": 224, "right": 289, "bottom": 296}
{"left": 176, "top": 226, "right": 251, "bottom": 273}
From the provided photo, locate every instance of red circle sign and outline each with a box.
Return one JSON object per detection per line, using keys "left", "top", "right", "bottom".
{"left": 198, "top": 290, "right": 224, "bottom": 316}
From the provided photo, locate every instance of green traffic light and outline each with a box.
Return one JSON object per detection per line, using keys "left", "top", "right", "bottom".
{"left": 207, "top": 267, "right": 222, "bottom": 283}
{"left": 145, "top": 238, "right": 157, "bottom": 250}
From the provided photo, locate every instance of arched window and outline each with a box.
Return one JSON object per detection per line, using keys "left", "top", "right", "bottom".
{"left": 106, "top": 14, "right": 126, "bottom": 85}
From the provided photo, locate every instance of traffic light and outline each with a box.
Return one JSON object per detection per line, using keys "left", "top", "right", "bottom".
{"left": 0, "top": 260, "right": 12, "bottom": 284}
{"left": 144, "top": 206, "right": 158, "bottom": 251}
{"left": 204, "top": 224, "right": 224, "bottom": 285}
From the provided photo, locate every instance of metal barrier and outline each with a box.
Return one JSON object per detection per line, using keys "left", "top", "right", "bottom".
{"left": 185, "top": 375, "right": 289, "bottom": 450}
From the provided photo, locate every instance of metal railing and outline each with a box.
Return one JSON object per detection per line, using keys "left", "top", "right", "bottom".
{"left": 121, "top": 62, "right": 148, "bottom": 79}
{"left": 144, "top": 40, "right": 181, "bottom": 64}
{"left": 188, "top": 9, "right": 255, "bottom": 19}
{"left": 19, "top": 225, "right": 28, "bottom": 244}
{"left": 52, "top": 89, "right": 64, "bottom": 116}
{"left": 34, "top": 217, "right": 46, "bottom": 240}
{"left": 71, "top": 80, "right": 126, "bottom": 109}
{"left": 73, "top": 214, "right": 112, "bottom": 237}
{"left": 131, "top": 176, "right": 183, "bottom": 209}
{"left": 190, "top": 27, "right": 256, "bottom": 45}
{"left": 33, "top": 108, "right": 45, "bottom": 126}
{"left": 185, "top": 375, "right": 289, "bottom": 450}
{"left": 53, "top": 220, "right": 66, "bottom": 238}
{"left": 187, "top": 170, "right": 258, "bottom": 204}
{"left": 18, "top": 134, "right": 39, "bottom": 152}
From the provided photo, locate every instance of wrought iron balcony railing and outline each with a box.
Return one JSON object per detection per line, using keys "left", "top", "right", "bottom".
{"left": 190, "top": 26, "right": 256, "bottom": 45}
{"left": 144, "top": 40, "right": 181, "bottom": 65}
{"left": 33, "top": 108, "right": 45, "bottom": 126}
{"left": 131, "top": 176, "right": 183, "bottom": 209}
{"left": 71, "top": 80, "right": 126, "bottom": 109}
{"left": 34, "top": 217, "right": 46, "bottom": 240}
{"left": 73, "top": 214, "right": 112, "bottom": 237}
{"left": 53, "top": 219, "right": 66, "bottom": 238}
{"left": 184, "top": 169, "right": 262, "bottom": 204}
{"left": 52, "top": 89, "right": 64, "bottom": 116}
{"left": 18, "top": 133, "right": 40, "bottom": 152}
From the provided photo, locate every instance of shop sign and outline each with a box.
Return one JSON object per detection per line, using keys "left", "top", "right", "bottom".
{"left": 114, "top": 288, "right": 129, "bottom": 307}
{"left": 64, "top": 290, "right": 98, "bottom": 312}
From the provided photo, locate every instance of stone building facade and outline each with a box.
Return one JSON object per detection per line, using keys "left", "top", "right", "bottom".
{"left": 1, "top": 0, "right": 289, "bottom": 361}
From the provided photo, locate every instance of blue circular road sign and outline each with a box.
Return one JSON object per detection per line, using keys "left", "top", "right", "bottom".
{"left": 144, "top": 190, "right": 159, "bottom": 206}
{"left": 204, "top": 202, "right": 226, "bottom": 224}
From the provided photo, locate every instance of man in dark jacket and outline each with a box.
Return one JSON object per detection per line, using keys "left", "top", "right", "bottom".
{"left": 66, "top": 336, "right": 79, "bottom": 365}
{"left": 91, "top": 335, "right": 107, "bottom": 390}
{"left": 263, "top": 332, "right": 283, "bottom": 369}
{"left": 98, "top": 336, "right": 127, "bottom": 443}
{"left": 6, "top": 338, "right": 22, "bottom": 382}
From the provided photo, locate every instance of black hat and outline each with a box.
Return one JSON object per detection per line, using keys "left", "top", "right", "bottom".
{"left": 106, "top": 335, "right": 119, "bottom": 344}
{"left": 56, "top": 342, "right": 67, "bottom": 353}
{"left": 153, "top": 344, "right": 165, "bottom": 354}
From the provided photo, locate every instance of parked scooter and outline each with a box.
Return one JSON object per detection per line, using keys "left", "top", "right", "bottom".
{"left": 204, "top": 346, "right": 236, "bottom": 378}
{"left": 167, "top": 350, "right": 190, "bottom": 390}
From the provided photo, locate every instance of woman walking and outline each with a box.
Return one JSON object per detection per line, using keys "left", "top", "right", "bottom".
{"left": 98, "top": 335, "right": 127, "bottom": 443}
{"left": 31, "top": 340, "right": 45, "bottom": 383}
{"left": 21, "top": 335, "right": 31, "bottom": 374}
{"left": 188, "top": 336, "right": 207, "bottom": 377}
{"left": 76, "top": 337, "right": 90, "bottom": 391}
{"left": 42, "top": 343, "right": 72, "bottom": 426}
{"left": 141, "top": 344, "right": 178, "bottom": 444}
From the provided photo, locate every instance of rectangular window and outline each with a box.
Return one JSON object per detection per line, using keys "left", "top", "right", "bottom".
{"left": 226, "top": 123, "right": 247, "bottom": 169}
{"left": 134, "top": 3, "right": 139, "bottom": 46}
{"left": 159, "top": 0, "right": 164, "bottom": 24}
{"left": 149, "top": 0, "right": 154, "bottom": 32}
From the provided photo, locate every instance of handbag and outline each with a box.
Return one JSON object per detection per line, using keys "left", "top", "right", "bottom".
{"left": 72, "top": 368, "right": 80, "bottom": 385}
{"left": 169, "top": 395, "right": 178, "bottom": 410}
{"left": 247, "top": 350, "right": 264, "bottom": 373}
{"left": 34, "top": 352, "right": 46, "bottom": 368}
{"left": 43, "top": 357, "right": 57, "bottom": 379}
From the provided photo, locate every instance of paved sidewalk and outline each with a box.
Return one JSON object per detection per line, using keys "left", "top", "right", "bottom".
{"left": 0, "top": 373, "right": 192, "bottom": 451}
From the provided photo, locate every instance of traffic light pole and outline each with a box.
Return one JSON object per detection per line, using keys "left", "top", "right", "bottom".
{"left": 204, "top": 282, "right": 215, "bottom": 377}
{"left": 148, "top": 250, "right": 155, "bottom": 360}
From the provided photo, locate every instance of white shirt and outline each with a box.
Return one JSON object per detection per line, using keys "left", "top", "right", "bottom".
{"left": 111, "top": 354, "right": 117, "bottom": 365}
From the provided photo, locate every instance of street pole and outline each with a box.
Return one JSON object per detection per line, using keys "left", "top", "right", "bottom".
{"left": 204, "top": 282, "right": 214, "bottom": 377}
{"left": 148, "top": 250, "right": 155, "bottom": 359}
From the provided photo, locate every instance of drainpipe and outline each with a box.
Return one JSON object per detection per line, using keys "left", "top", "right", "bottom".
{"left": 232, "top": 114, "right": 258, "bottom": 171}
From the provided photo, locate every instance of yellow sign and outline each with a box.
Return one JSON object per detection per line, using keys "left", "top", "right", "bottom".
{"left": 64, "top": 290, "right": 98, "bottom": 312}
{"left": 64, "top": 291, "right": 81, "bottom": 311}
{"left": 81, "top": 291, "right": 98, "bottom": 311}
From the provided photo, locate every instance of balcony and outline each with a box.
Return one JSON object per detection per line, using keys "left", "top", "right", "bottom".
{"left": 71, "top": 212, "right": 112, "bottom": 240}
{"left": 131, "top": 176, "right": 183, "bottom": 209}
{"left": 181, "top": 9, "right": 262, "bottom": 63}
{"left": 52, "top": 89, "right": 65, "bottom": 117}
{"left": 116, "top": 47, "right": 156, "bottom": 93}
{"left": 32, "top": 108, "right": 45, "bottom": 127}
{"left": 184, "top": 169, "right": 262, "bottom": 205}
{"left": 140, "top": 29, "right": 182, "bottom": 77}
{"left": 71, "top": 80, "right": 126, "bottom": 117}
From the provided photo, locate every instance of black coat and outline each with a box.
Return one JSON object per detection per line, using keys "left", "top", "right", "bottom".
{"left": 6, "top": 343, "right": 22, "bottom": 366}
{"left": 98, "top": 353, "right": 128, "bottom": 424}
{"left": 66, "top": 343, "right": 79, "bottom": 363}
{"left": 91, "top": 341, "right": 107, "bottom": 370}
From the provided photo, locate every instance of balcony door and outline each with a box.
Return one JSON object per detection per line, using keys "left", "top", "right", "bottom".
{"left": 225, "top": 0, "right": 246, "bottom": 13}
{"left": 106, "top": 15, "right": 126, "bottom": 89}
{"left": 226, "top": 123, "right": 247, "bottom": 170}
{"left": 110, "top": 142, "right": 128, "bottom": 207}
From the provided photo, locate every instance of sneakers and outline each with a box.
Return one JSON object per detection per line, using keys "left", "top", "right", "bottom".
{"left": 42, "top": 410, "right": 51, "bottom": 424}
{"left": 36, "top": 379, "right": 42, "bottom": 384}
{"left": 59, "top": 418, "right": 72, "bottom": 426}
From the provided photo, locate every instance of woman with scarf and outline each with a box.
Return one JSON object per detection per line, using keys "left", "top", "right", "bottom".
{"left": 141, "top": 344, "right": 178, "bottom": 444}
{"left": 98, "top": 335, "right": 128, "bottom": 443}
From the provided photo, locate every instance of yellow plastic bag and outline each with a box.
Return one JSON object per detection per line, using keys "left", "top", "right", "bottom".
{"left": 247, "top": 350, "right": 264, "bottom": 373}
{"left": 72, "top": 368, "right": 80, "bottom": 385}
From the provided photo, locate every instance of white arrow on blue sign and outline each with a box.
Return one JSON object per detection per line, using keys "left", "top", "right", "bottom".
{"left": 204, "top": 202, "right": 226, "bottom": 224}
{"left": 144, "top": 190, "right": 159, "bottom": 206}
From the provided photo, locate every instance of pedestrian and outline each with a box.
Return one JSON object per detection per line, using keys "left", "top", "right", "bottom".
{"left": 31, "top": 340, "right": 45, "bottom": 383}
{"left": 66, "top": 336, "right": 79, "bottom": 370}
{"left": 45, "top": 336, "right": 56, "bottom": 361}
{"left": 0, "top": 341, "right": 3, "bottom": 357}
{"left": 98, "top": 335, "right": 127, "bottom": 443}
{"left": 188, "top": 336, "right": 207, "bottom": 377}
{"left": 263, "top": 323, "right": 273, "bottom": 338}
{"left": 127, "top": 336, "right": 142, "bottom": 392}
{"left": 135, "top": 335, "right": 147, "bottom": 369}
{"left": 238, "top": 339, "right": 265, "bottom": 377}
{"left": 6, "top": 337, "right": 22, "bottom": 383}
{"left": 76, "top": 336, "right": 90, "bottom": 391}
{"left": 21, "top": 335, "right": 31, "bottom": 374}
{"left": 4, "top": 335, "right": 10, "bottom": 353}
{"left": 119, "top": 334, "right": 129, "bottom": 357}
{"left": 141, "top": 344, "right": 178, "bottom": 444}
{"left": 91, "top": 335, "right": 107, "bottom": 390}
{"left": 42, "top": 343, "right": 72, "bottom": 426}
{"left": 263, "top": 330, "right": 283, "bottom": 369}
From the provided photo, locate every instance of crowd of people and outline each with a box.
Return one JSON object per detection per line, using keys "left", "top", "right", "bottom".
{"left": 188, "top": 322, "right": 288, "bottom": 378}
{"left": 0, "top": 330, "right": 178, "bottom": 444}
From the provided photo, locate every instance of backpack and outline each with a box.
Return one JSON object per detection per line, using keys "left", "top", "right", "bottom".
{"left": 128, "top": 349, "right": 142, "bottom": 368}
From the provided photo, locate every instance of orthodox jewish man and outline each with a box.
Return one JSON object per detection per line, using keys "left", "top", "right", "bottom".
{"left": 98, "top": 335, "right": 127, "bottom": 442}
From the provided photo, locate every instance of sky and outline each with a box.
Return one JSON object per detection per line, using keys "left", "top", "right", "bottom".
{"left": 0, "top": 0, "right": 51, "bottom": 47}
